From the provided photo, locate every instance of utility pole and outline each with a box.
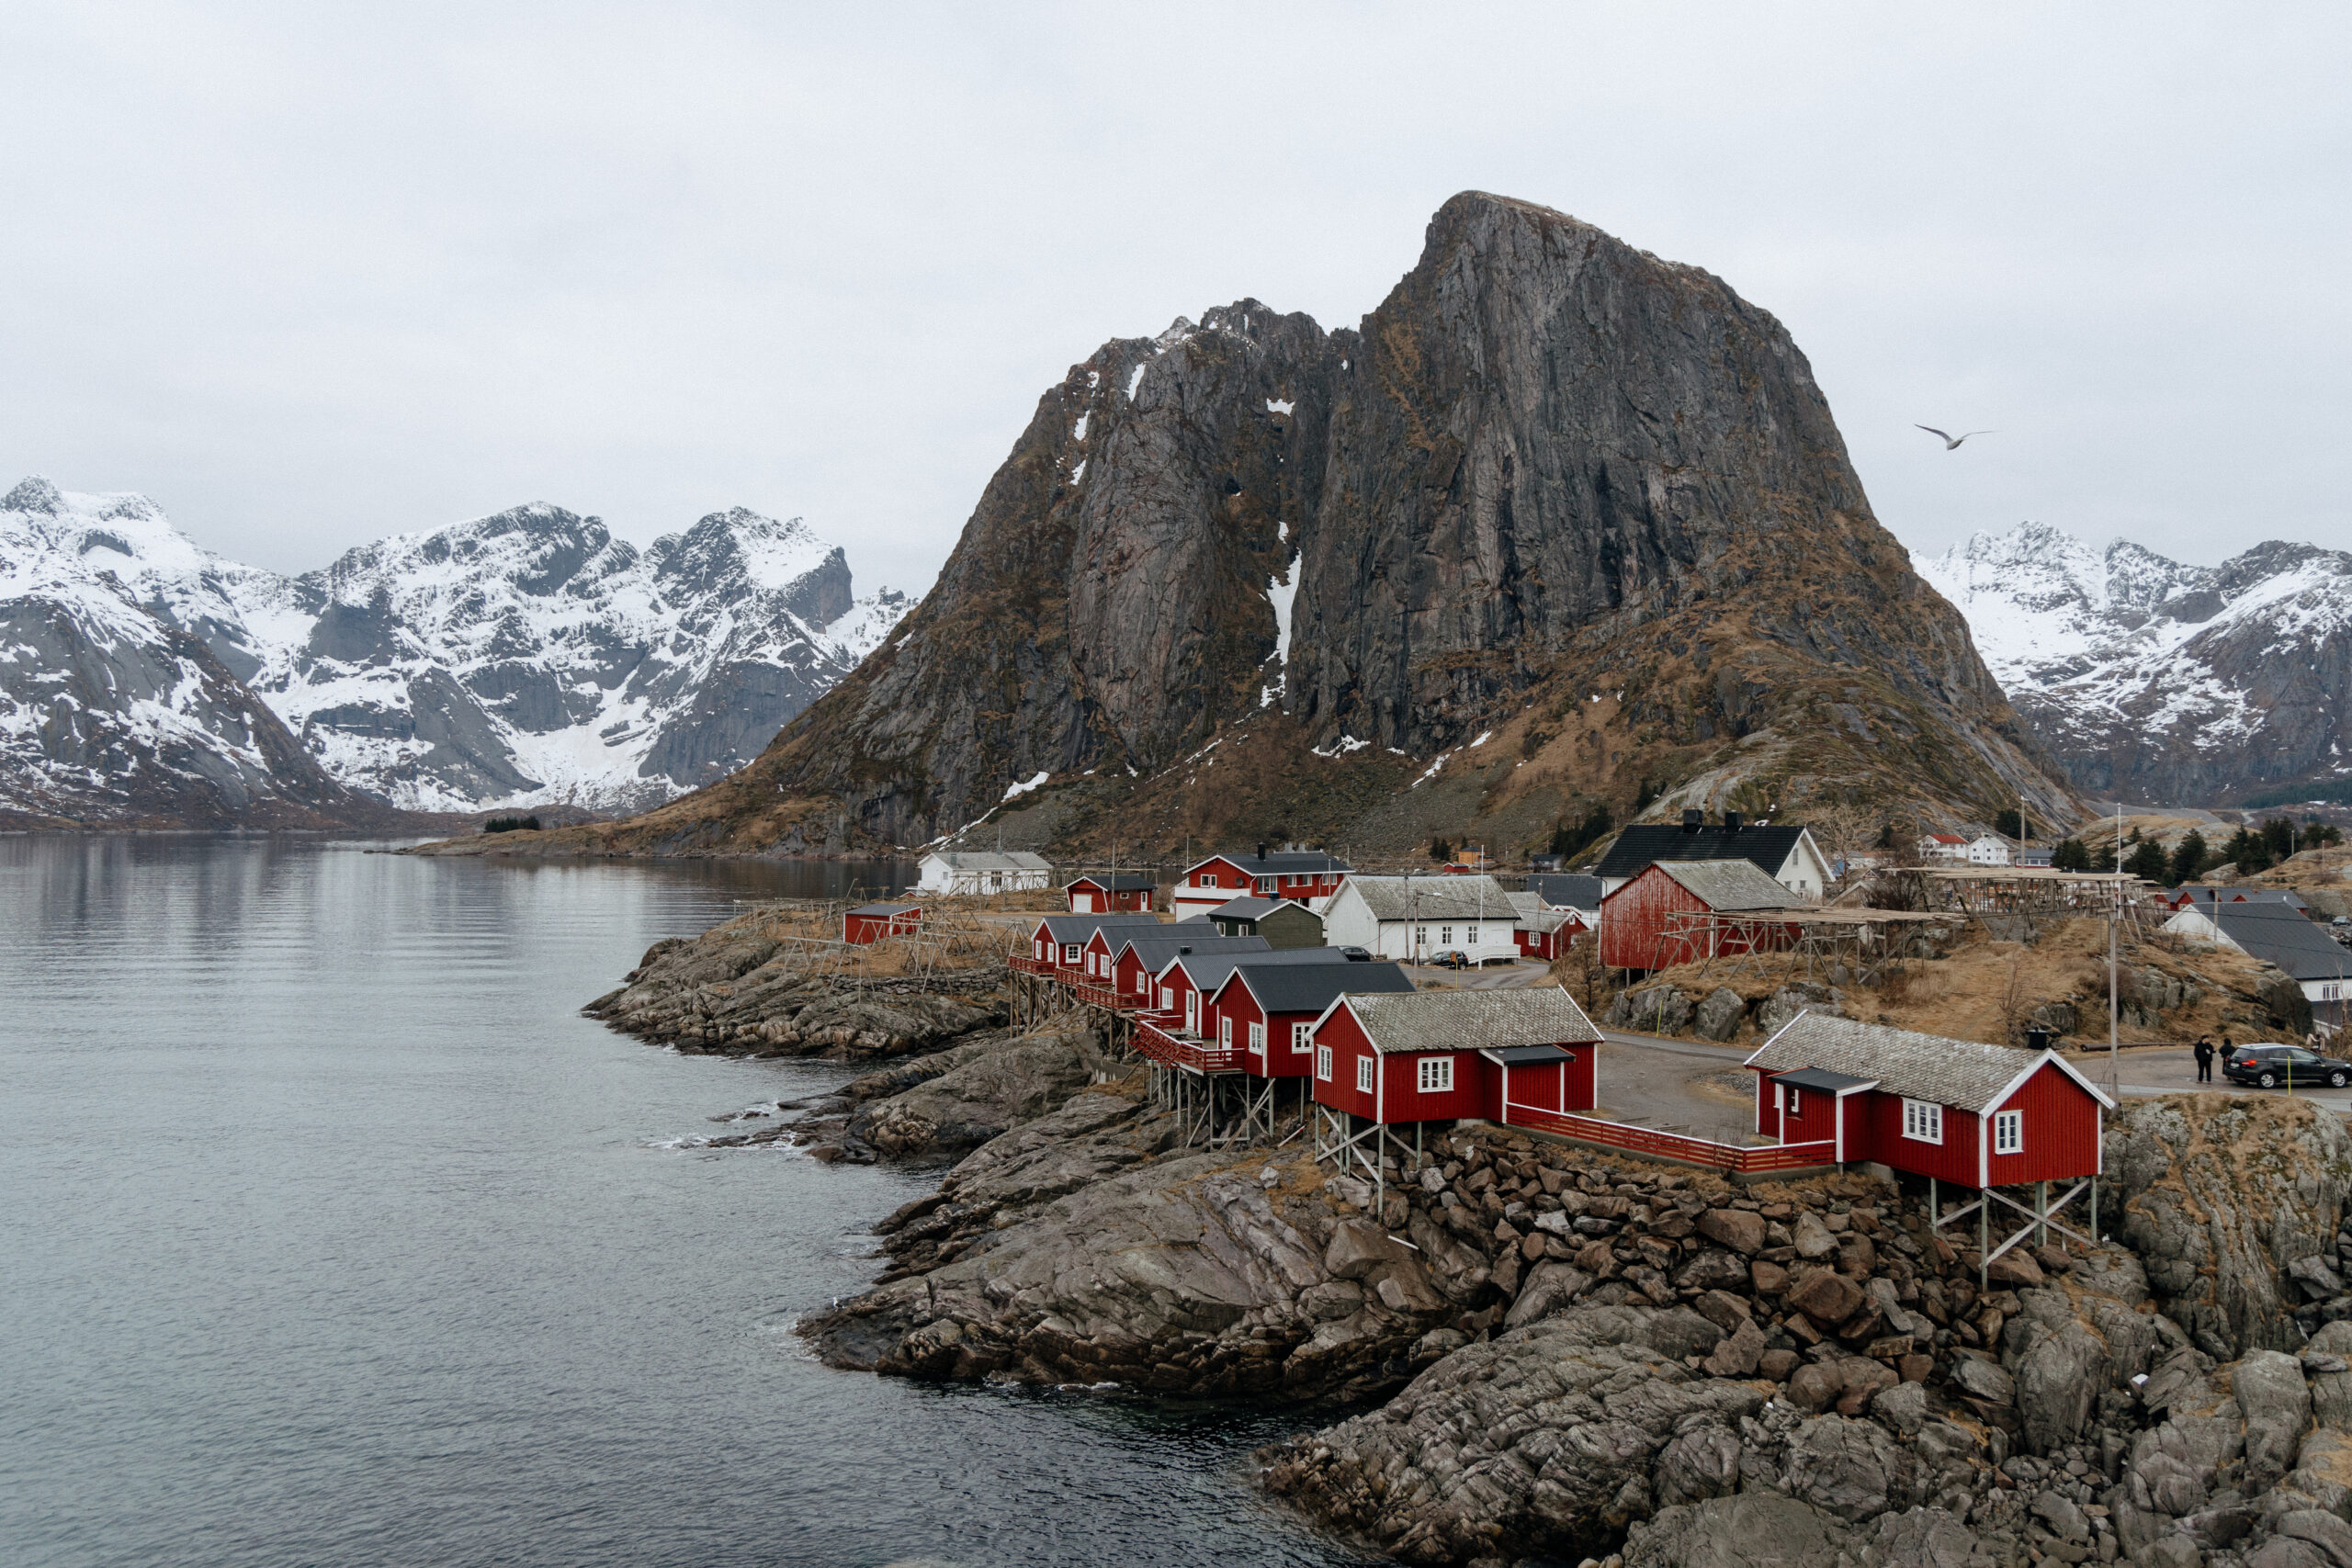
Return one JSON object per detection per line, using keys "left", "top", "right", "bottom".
{"left": 2109, "top": 794, "right": 2121, "bottom": 1099}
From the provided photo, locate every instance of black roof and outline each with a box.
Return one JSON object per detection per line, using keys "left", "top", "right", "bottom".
{"left": 1069, "top": 874, "right": 1157, "bottom": 891}
{"left": 1170, "top": 947, "right": 1351, "bottom": 990}
{"left": 1116, "top": 934, "right": 1269, "bottom": 965}
{"left": 2213, "top": 903, "right": 2351, "bottom": 982}
{"left": 1227, "top": 960, "right": 1413, "bottom": 1013}
{"left": 1594, "top": 824, "right": 1811, "bottom": 881}
{"left": 1773, "top": 1066, "right": 1874, "bottom": 1092}
{"left": 1481, "top": 1044, "right": 1575, "bottom": 1066}
{"left": 1527, "top": 874, "right": 1604, "bottom": 908}
{"left": 1038, "top": 912, "right": 1163, "bottom": 942}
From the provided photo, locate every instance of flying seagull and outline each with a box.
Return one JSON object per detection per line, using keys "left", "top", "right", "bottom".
{"left": 1916, "top": 424, "right": 1996, "bottom": 449}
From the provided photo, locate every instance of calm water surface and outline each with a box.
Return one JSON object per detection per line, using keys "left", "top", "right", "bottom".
{"left": 0, "top": 836, "right": 1373, "bottom": 1568}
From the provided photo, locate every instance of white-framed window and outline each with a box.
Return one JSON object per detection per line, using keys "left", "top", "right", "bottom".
{"left": 1317, "top": 1045, "right": 1332, "bottom": 1081}
{"left": 1063, "top": 943, "right": 1079, "bottom": 964}
{"left": 1257, "top": 876, "right": 1274, "bottom": 895}
{"left": 1291, "top": 1021, "right": 1313, "bottom": 1052}
{"left": 1418, "top": 1056, "right": 1454, "bottom": 1093}
{"left": 1786, "top": 1087, "right": 1804, "bottom": 1117}
{"left": 1356, "top": 1055, "right": 1375, "bottom": 1093}
{"left": 1440, "top": 926, "right": 1453, "bottom": 946}
{"left": 1159, "top": 986, "right": 1172, "bottom": 1010}
{"left": 1902, "top": 1099, "right": 1943, "bottom": 1144}
{"left": 1465, "top": 924, "right": 1477, "bottom": 944}
{"left": 1414, "top": 925, "right": 1427, "bottom": 947}
{"left": 1249, "top": 1022, "right": 1265, "bottom": 1053}
{"left": 1993, "top": 1110, "right": 2023, "bottom": 1155}
{"left": 1220, "top": 1017, "right": 1232, "bottom": 1047}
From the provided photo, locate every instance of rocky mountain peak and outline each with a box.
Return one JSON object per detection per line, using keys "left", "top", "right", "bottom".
{"left": 585, "top": 192, "right": 2072, "bottom": 858}
{"left": 3, "top": 476, "right": 65, "bottom": 514}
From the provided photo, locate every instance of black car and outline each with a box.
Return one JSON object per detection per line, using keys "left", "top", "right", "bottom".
{"left": 2222, "top": 1043, "right": 2352, "bottom": 1089}
{"left": 1336, "top": 945, "right": 1373, "bottom": 962}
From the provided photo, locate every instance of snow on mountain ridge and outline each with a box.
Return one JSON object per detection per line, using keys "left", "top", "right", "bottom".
{"left": 1922, "top": 522, "right": 2352, "bottom": 802}
{"left": 0, "top": 479, "right": 910, "bottom": 816}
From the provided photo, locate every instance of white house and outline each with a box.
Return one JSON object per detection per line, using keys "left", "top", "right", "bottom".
{"left": 1321, "top": 874, "right": 1522, "bottom": 965}
{"left": 1917, "top": 833, "right": 1969, "bottom": 862}
{"left": 1963, "top": 835, "right": 2013, "bottom": 867}
{"left": 915, "top": 850, "right": 1053, "bottom": 895}
{"left": 2163, "top": 901, "right": 2351, "bottom": 1026}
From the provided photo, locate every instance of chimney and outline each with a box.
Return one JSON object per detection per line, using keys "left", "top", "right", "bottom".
{"left": 1724, "top": 810, "right": 1744, "bottom": 833}
{"left": 1680, "top": 809, "right": 1702, "bottom": 832}
{"left": 1256, "top": 841, "right": 1268, "bottom": 861}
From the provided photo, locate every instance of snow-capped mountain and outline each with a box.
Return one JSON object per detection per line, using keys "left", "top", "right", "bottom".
{"left": 1921, "top": 522, "right": 2352, "bottom": 805}
{"left": 0, "top": 477, "right": 910, "bottom": 821}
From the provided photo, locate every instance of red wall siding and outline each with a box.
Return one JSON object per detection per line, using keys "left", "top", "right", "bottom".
{"left": 1213, "top": 981, "right": 1270, "bottom": 1074}
{"left": 1599, "top": 863, "right": 1796, "bottom": 973}
{"left": 1986, "top": 1065, "right": 2104, "bottom": 1184}
{"left": 1498, "top": 1058, "right": 1567, "bottom": 1118}
{"left": 1778, "top": 1084, "right": 1842, "bottom": 1147}
{"left": 1754, "top": 1071, "right": 1781, "bottom": 1137}
{"left": 1069, "top": 880, "right": 1154, "bottom": 912}
{"left": 1313, "top": 1006, "right": 1380, "bottom": 1118}
{"left": 1857, "top": 1092, "right": 1981, "bottom": 1183}
{"left": 1261, "top": 1010, "right": 1324, "bottom": 1079}
{"left": 1383, "top": 1049, "right": 1493, "bottom": 1123}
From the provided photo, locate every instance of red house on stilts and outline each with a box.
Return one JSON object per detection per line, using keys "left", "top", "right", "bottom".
{"left": 1309, "top": 988, "right": 1601, "bottom": 1201}
{"left": 1744, "top": 1012, "right": 2116, "bottom": 1284}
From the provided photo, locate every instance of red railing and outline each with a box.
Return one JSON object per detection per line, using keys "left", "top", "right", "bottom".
{"left": 1135, "top": 1018, "right": 1248, "bottom": 1073}
{"left": 1073, "top": 981, "right": 1126, "bottom": 1010}
{"left": 1009, "top": 954, "right": 1057, "bottom": 976}
{"left": 1503, "top": 1104, "right": 1838, "bottom": 1174}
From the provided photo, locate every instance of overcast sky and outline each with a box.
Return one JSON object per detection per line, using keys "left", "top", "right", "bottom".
{"left": 3, "top": 3, "right": 2345, "bottom": 594}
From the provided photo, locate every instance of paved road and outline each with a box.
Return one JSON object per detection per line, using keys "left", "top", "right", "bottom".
{"left": 1399, "top": 959, "right": 1552, "bottom": 990}
{"left": 2060, "top": 1043, "right": 2352, "bottom": 1113}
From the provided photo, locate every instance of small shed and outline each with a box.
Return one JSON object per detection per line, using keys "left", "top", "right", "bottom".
{"left": 1743, "top": 1012, "right": 2113, "bottom": 1185}
{"left": 1598, "top": 859, "right": 1798, "bottom": 974}
{"left": 1310, "top": 987, "right": 1601, "bottom": 1128}
{"left": 1513, "top": 904, "right": 1585, "bottom": 961}
{"left": 842, "top": 901, "right": 922, "bottom": 944}
{"left": 1065, "top": 874, "right": 1156, "bottom": 913}
{"left": 1205, "top": 896, "right": 1325, "bottom": 949}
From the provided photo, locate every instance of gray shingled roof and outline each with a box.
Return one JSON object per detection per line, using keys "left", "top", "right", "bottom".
{"left": 1208, "top": 897, "right": 1283, "bottom": 920}
{"left": 1040, "top": 912, "right": 1163, "bottom": 942}
{"left": 1346, "top": 987, "right": 1600, "bottom": 1055}
{"left": 1744, "top": 1013, "right": 2109, "bottom": 1111}
{"left": 932, "top": 851, "right": 1052, "bottom": 871}
{"left": 1651, "top": 859, "right": 1796, "bottom": 910}
{"left": 1340, "top": 874, "right": 1521, "bottom": 923}
{"left": 1167, "top": 946, "right": 1349, "bottom": 990}
{"left": 1529, "top": 874, "right": 1605, "bottom": 909}
{"left": 1227, "top": 960, "right": 1414, "bottom": 1014}
{"left": 1115, "top": 934, "right": 1268, "bottom": 967}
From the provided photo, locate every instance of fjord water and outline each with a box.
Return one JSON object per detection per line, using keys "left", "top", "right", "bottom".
{"left": 0, "top": 836, "right": 1370, "bottom": 1568}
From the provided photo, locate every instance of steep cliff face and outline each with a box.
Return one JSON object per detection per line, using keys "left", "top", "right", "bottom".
{"left": 1924, "top": 524, "right": 2352, "bottom": 806}
{"left": 533, "top": 192, "right": 2071, "bottom": 857}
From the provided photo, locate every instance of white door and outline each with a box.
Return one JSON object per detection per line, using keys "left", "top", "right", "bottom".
{"left": 1185, "top": 992, "right": 1199, "bottom": 1032}
{"left": 1075, "top": 894, "right": 1093, "bottom": 911}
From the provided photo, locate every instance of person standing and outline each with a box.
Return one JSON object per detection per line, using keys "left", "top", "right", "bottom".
{"left": 2194, "top": 1034, "right": 2215, "bottom": 1083}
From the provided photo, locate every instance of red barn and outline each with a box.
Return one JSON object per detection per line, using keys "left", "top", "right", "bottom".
{"left": 1599, "top": 859, "right": 1799, "bottom": 974}
{"left": 842, "top": 901, "right": 922, "bottom": 944}
{"left": 1171, "top": 847, "right": 1351, "bottom": 919}
{"left": 1310, "top": 987, "right": 1601, "bottom": 1128}
{"left": 1064, "top": 874, "right": 1157, "bottom": 913}
{"left": 1744, "top": 1013, "right": 2113, "bottom": 1186}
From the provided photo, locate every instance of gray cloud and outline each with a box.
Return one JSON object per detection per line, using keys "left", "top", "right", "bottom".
{"left": 1, "top": 2, "right": 2345, "bottom": 590}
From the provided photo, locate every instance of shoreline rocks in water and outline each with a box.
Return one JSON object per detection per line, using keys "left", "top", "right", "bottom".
{"left": 586, "top": 925, "right": 2352, "bottom": 1568}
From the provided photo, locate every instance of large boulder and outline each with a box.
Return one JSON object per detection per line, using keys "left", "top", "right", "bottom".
{"left": 1259, "top": 1305, "right": 1766, "bottom": 1563}
{"left": 1695, "top": 987, "right": 1749, "bottom": 1042}
{"left": 845, "top": 1024, "right": 1101, "bottom": 1156}
{"left": 1999, "top": 1250, "right": 2166, "bottom": 1452}
{"left": 2109, "top": 1095, "right": 2352, "bottom": 1356}
{"left": 1623, "top": 1494, "right": 1851, "bottom": 1568}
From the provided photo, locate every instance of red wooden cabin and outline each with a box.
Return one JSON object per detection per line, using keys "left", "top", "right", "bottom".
{"left": 1111, "top": 934, "right": 1270, "bottom": 1008}
{"left": 1515, "top": 907, "right": 1586, "bottom": 962}
{"left": 1149, "top": 945, "right": 1337, "bottom": 1037}
{"left": 1064, "top": 874, "right": 1157, "bottom": 913}
{"left": 1309, "top": 987, "right": 1601, "bottom": 1127}
{"left": 1598, "top": 859, "right": 1798, "bottom": 974}
{"left": 1027, "top": 913, "right": 1159, "bottom": 976}
{"left": 1171, "top": 847, "right": 1351, "bottom": 919}
{"left": 842, "top": 901, "right": 922, "bottom": 944}
{"left": 1744, "top": 1013, "right": 2113, "bottom": 1185}
{"left": 1205, "top": 960, "right": 1414, "bottom": 1080}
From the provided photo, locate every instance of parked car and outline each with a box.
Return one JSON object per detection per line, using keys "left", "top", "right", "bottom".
{"left": 1336, "top": 945, "right": 1373, "bottom": 962}
{"left": 2334, "top": 916, "right": 2350, "bottom": 927}
{"left": 2222, "top": 1043, "right": 2352, "bottom": 1089}
{"left": 1428, "top": 950, "right": 1472, "bottom": 969}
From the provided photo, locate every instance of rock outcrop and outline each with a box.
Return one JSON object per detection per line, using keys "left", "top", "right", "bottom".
{"left": 492, "top": 190, "right": 2074, "bottom": 860}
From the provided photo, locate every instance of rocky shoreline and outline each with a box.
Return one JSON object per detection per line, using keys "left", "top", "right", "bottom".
{"left": 593, "top": 926, "right": 2352, "bottom": 1568}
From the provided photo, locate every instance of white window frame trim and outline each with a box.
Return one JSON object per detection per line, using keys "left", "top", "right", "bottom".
{"left": 1993, "top": 1109, "right": 2023, "bottom": 1156}
{"left": 1902, "top": 1098, "right": 1944, "bottom": 1145}
{"left": 1355, "top": 1055, "right": 1374, "bottom": 1093}
{"left": 1291, "top": 1021, "right": 1313, "bottom": 1053}
{"left": 1418, "top": 1056, "right": 1453, "bottom": 1094}
{"left": 1316, "top": 1044, "right": 1332, "bottom": 1081}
